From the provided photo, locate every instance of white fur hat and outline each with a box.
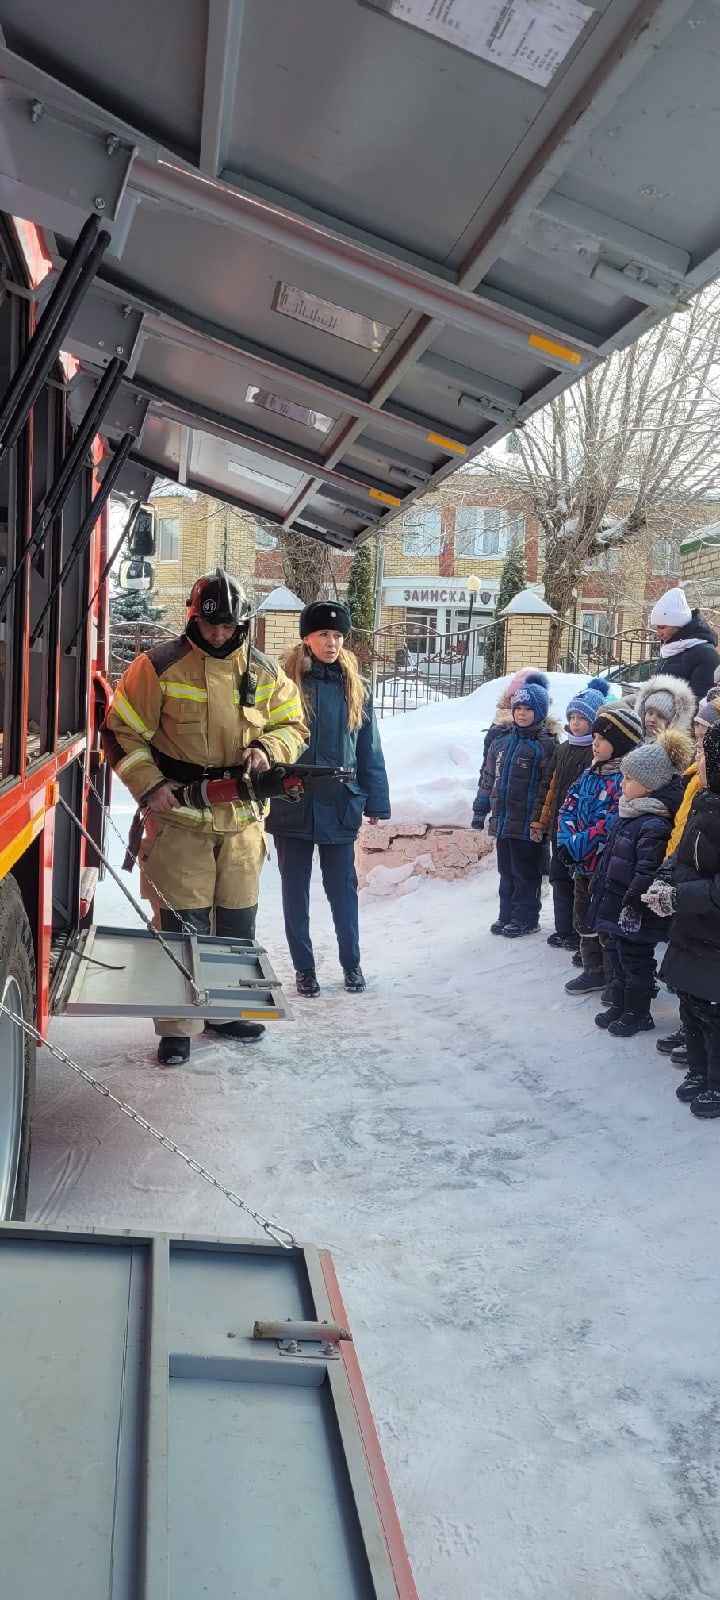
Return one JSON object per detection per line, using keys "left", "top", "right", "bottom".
{"left": 649, "top": 586, "right": 692, "bottom": 628}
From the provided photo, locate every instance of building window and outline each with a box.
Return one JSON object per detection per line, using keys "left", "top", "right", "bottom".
{"left": 404, "top": 608, "right": 438, "bottom": 654}
{"left": 402, "top": 508, "right": 442, "bottom": 557}
{"left": 158, "top": 515, "right": 180, "bottom": 562}
{"left": 652, "top": 536, "right": 679, "bottom": 576}
{"left": 455, "top": 507, "right": 524, "bottom": 558}
{"left": 580, "top": 611, "right": 610, "bottom": 651}
{"left": 255, "top": 525, "right": 277, "bottom": 550}
{"left": 583, "top": 546, "right": 620, "bottom": 572}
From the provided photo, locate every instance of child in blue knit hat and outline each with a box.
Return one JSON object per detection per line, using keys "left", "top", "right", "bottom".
{"left": 472, "top": 673, "right": 558, "bottom": 937}
{"left": 532, "top": 678, "right": 610, "bottom": 950}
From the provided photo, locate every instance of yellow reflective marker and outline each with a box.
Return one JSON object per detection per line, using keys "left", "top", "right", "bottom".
{"left": 241, "top": 1010, "right": 281, "bottom": 1020}
{"left": 426, "top": 432, "right": 466, "bottom": 454}
{"left": 528, "top": 333, "right": 582, "bottom": 365}
{"left": 369, "top": 488, "right": 403, "bottom": 506}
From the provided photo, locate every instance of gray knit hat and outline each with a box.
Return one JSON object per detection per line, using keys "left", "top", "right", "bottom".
{"left": 695, "top": 687, "right": 720, "bottom": 731}
{"left": 621, "top": 728, "right": 693, "bottom": 792}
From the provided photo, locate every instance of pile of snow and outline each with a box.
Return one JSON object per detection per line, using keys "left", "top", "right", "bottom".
{"left": 379, "top": 671, "right": 617, "bottom": 828}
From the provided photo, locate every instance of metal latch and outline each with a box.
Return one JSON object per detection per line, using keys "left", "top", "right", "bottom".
{"left": 252, "top": 1317, "right": 352, "bottom": 1360}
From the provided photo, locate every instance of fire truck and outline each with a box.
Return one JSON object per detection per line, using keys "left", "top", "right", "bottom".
{"left": 1, "top": 1, "right": 720, "bottom": 1592}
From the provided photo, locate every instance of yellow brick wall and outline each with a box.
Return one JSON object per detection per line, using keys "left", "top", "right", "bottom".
{"left": 680, "top": 537, "right": 720, "bottom": 634}
{"left": 453, "top": 556, "right": 504, "bottom": 580}
{"left": 152, "top": 494, "right": 256, "bottom": 631}
{"left": 262, "top": 611, "right": 301, "bottom": 659}
{"left": 504, "top": 615, "right": 551, "bottom": 674}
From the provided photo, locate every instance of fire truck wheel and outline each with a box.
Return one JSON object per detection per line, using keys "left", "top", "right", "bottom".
{"left": 0, "top": 874, "right": 36, "bottom": 1220}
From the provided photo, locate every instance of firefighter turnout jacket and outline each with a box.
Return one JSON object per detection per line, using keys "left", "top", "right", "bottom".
{"left": 102, "top": 632, "right": 308, "bottom": 835}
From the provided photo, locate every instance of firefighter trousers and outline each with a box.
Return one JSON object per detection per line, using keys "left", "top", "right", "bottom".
{"left": 139, "top": 818, "right": 267, "bottom": 1038}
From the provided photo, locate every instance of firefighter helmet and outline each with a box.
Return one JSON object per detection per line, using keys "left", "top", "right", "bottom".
{"left": 187, "top": 568, "right": 251, "bottom": 626}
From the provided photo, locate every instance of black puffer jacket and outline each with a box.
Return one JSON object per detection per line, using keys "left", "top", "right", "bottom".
{"left": 588, "top": 777, "right": 683, "bottom": 943}
{"left": 661, "top": 789, "right": 720, "bottom": 1001}
{"left": 659, "top": 611, "right": 720, "bottom": 702}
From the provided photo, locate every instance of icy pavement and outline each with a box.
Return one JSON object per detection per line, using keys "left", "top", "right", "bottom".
{"left": 29, "top": 793, "right": 720, "bottom": 1600}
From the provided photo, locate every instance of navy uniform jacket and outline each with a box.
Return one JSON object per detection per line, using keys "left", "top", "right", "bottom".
{"left": 266, "top": 658, "right": 390, "bottom": 844}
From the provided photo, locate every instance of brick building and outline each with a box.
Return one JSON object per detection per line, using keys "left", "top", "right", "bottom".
{"left": 148, "top": 478, "right": 720, "bottom": 659}
{"left": 149, "top": 485, "right": 350, "bottom": 631}
{"left": 377, "top": 473, "right": 720, "bottom": 657}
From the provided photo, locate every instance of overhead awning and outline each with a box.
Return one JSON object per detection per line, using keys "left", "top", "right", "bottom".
{"left": 0, "top": 0, "right": 719, "bottom": 548}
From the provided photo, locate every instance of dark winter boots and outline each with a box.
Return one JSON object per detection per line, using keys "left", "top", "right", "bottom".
{"left": 157, "top": 1036, "right": 191, "bottom": 1067}
{"left": 205, "top": 1019, "right": 266, "bottom": 1041}
{"left": 296, "top": 968, "right": 320, "bottom": 997}
{"left": 547, "top": 932, "right": 579, "bottom": 950}
{"left": 595, "top": 983, "right": 625, "bottom": 1029}
{"left": 690, "top": 1089, "right": 720, "bottom": 1119}
{"left": 607, "top": 990, "right": 654, "bottom": 1038}
{"left": 657, "top": 1027, "right": 685, "bottom": 1056}
{"left": 502, "top": 921, "right": 539, "bottom": 938}
{"left": 676, "top": 1071, "right": 706, "bottom": 1103}
{"left": 344, "top": 966, "right": 367, "bottom": 993}
{"left": 565, "top": 968, "right": 605, "bottom": 994}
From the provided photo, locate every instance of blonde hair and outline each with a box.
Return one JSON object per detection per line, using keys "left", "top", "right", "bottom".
{"left": 282, "top": 641, "right": 369, "bottom": 732}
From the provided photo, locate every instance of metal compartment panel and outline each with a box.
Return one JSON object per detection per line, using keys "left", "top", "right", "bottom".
{"left": 0, "top": 1225, "right": 416, "bottom": 1600}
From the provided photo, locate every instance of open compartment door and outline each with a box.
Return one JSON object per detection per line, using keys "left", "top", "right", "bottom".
{"left": 51, "top": 925, "right": 288, "bottom": 1021}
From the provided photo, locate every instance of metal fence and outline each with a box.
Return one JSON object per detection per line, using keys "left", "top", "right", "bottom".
{"left": 354, "top": 619, "right": 496, "bottom": 717}
{"left": 558, "top": 618, "right": 658, "bottom": 682}
{"left": 108, "top": 620, "right": 175, "bottom": 683}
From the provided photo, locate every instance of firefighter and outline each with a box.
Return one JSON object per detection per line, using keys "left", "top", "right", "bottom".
{"left": 102, "top": 568, "right": 308, "bottom": 1065}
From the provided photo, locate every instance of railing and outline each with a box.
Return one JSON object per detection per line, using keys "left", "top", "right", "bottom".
{"left": 353, "top": 620, "right": 495, "bottom": 716}
{"left": 108, "top": 620, "right": 175, "bottom": 683}
{"left": 558, "top": 619, "right": 658, "bottom": 680}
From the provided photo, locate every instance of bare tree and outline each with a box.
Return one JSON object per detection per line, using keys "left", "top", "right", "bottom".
{"left": 275, "top": 528, "right": 339, "bottom": 605}
{"left": 482, "top": 287, "right": 720, "bottom": 663}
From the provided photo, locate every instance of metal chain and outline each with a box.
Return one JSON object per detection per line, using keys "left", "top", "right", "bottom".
{"left": 88, "top": 774, "right": 202, "bottom": 942}
{"left": 61, "top": 793, "right": 208, "bottom": 1004}
{"left": 1, "top": 999, "right": 297, "bottom": 1247}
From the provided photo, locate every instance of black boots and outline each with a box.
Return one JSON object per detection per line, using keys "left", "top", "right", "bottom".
{"left": 565, "top": 969, "right": 605, "bottom": 994}
{"left": 503, "top": 921, "right": 539, "bottom": 938}
{"left": 157, "top": 1036, "right": 191, "bottom": 1067}
{"left": 490, "top": 920, "right": 508, "bottom": 935}
{"left": 205, "top": 1019, "right": 266, "bottom": 1041}
{"left": 344, "top": 966, "right": 367, "bottom": 993}
{"left": 690, "top": 1088, "right": 720, "bottom": 1119}
{"left": 657, "top": 1027, "right": 685, "bottom": 1056}
{"left": 296, "top": 968, "right": 320, "bottom": 997}
{"left": 595, "top": 983, "right": 625, "bottom": 1029}
{"left": 676, "top": 1072, "right": 705, "bottom": 1103}
{"left": 547, "top": 932, "right": 579, "bottom": 949}
{"left": 607, "top": 991, "right": 654, "bottom": 1038}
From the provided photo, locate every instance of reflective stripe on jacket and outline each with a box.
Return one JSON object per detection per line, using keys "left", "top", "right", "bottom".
{"left": 102, "top": 634, "right": 308, "bottom": 833}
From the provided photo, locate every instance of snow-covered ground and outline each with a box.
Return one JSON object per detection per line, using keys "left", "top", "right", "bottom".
{"left": 27, "top": 721, "right": 720, "bottom": 1599}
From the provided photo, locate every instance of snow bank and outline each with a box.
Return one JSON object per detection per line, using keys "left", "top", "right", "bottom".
{"left": 378, "top": 670, "right": 604, "bottom": 828}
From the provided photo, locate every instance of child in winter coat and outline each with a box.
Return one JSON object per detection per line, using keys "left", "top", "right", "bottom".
{"left": 589, "top": 728, "right": 691, "bottom": 1037}
{"left": 472, "top": 673, "right": 558, "bottom": 938}
{"left": 481, "top": 666, "right": 549, "bottom": 765}
{"left": 556, "top": 701, "right": 643, "bottom": 993}
{"left": 635, "top": 674, "right": 695, "bottom": 742}
{"left": 655, "top": 688, "right": 720, "bottom": 1061}
{"left": 645, "top": 721, "right": 720, "bottom": 1118}
{"left": 533, "top": 677, "right": 610, "bottom": 949}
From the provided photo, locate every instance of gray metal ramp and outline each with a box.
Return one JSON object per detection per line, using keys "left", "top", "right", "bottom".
{"left": 1, "top": 0, "right": 720, "bottom": 548}
{"left": 51, "top": 924, "right": 289, "bottom": 1021}
{"left": 0, "top": 1225, "right": 416, "bottom": 1599}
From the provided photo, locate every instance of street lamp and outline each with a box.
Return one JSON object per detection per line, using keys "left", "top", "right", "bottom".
{"left": 460, "top": 574, "right": 481, "bottom": 694}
